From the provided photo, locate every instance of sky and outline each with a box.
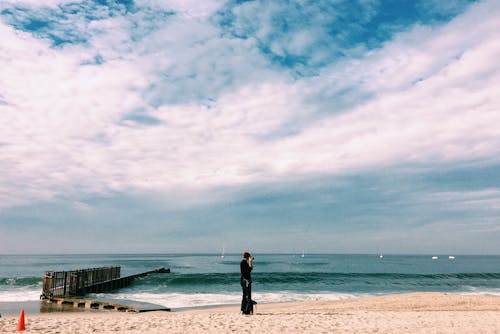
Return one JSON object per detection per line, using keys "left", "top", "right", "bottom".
{"left": 1, "top": 0, "right": 500, "bottom": 255}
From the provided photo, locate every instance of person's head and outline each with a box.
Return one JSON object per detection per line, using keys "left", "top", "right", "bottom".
{"left": 243, "top": 252, "right": 251, "bottom": 259}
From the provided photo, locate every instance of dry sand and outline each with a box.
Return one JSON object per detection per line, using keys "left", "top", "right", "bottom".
{"left": 1, "top": 293, "right": 500, "bottom": 333}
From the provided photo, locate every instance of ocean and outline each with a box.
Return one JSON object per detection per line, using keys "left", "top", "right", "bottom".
{"left": 1, "top": 253, "right": 500, "bottom": 314}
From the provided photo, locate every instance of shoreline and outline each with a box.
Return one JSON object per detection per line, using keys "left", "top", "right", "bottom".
{"left": 0, "top": 300, "right": 242, "bottom": 316}
{"left": 1, "top": 293, "right": 500, "bottom": 333}
{"left": 3, "top": 290, "right": 500, "bottom": 315}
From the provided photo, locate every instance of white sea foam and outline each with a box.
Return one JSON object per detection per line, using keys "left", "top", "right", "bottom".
{"left": 255, "top": 292, "right": 356, "bottom": 304}
{"left": 0, "top": 289, "right": 41, "bottom": 302}
{"left": 92, "top": 291, "right": 357, "bottom": 309}
{"left": 461, "top": 286, "right": 500, "bottom": 296}
{"left": 106, "top": 289, "right": 500, "bottom": 309}
{"left": 4, "top": 288, "right": 500, "bottom": 307}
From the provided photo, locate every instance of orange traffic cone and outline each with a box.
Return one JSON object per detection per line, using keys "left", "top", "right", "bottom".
{"left": 16, "top": 309, "right": 25, "bottom": 331}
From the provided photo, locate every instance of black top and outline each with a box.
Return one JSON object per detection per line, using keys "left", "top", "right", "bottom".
{"left": 240, "top": 259, "right": 252, "bottom": 281}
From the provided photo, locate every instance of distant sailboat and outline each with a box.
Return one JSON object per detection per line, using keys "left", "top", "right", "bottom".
{"left": 301, "top": 250, "right": 305, "bottom": 258}
{"left": 220, "top": 246, "right": 225, "bottom": 259}
{"left": 448, "top": 256, "right": 455, "bottom": 260}
{"left": 377, "top": 248, "right": 383, "bottom": 259}
{"left": 378, "top": 249, "right": 384, "bottom": 259}
{"left": 431, "top": 256, "right": 438, "bottom": 260}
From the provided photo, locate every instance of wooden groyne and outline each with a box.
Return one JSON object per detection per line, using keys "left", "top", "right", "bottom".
{"left": 45, "top": 297, "right": 171, "bottom": 312}
{"left": 41, "top": 266, "right": 170, "bottom": 299}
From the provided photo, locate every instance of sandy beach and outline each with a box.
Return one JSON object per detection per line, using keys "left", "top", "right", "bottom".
{"left": 1, "top": 293, "right": 500, "bottom": 333}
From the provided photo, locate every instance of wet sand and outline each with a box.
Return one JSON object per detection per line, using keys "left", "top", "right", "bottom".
{"left": 1, "top": 293, "right": 500, "bottom": 333}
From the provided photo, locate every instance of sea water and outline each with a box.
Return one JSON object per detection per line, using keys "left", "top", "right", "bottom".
{"left": 1, "top": 253, "right": 500, "bottom": 312}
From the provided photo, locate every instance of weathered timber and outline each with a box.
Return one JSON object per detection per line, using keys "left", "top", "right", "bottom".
{"left": 45, "top": 297, "right": 170, "bottom": 312}
{"left": 41, "top": 266, "right": 170, "bottom": 299}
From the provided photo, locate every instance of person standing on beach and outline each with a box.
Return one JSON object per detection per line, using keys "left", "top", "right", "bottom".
{"left": 240, "top": 251, "right": 254, "bottom": 314}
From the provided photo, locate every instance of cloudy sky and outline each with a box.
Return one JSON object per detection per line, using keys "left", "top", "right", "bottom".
{"left": 1, "top": 0, "right": 499, "bottom": 254}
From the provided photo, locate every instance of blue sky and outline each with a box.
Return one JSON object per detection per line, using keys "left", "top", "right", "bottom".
{"left": 1, "top": 0, "right": 500, "bottom": 254}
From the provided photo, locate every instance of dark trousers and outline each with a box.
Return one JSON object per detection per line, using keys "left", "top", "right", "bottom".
{"left": 240, "top": 278, "right": 252, "bottom": 314}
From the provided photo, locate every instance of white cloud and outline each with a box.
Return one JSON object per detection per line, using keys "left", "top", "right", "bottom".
{"left": 1, "top": 0, "right": 500, "bottom": 210}
{"left": 136, "top": 0, "right": 227, "bottom": 18}
{"left": 275, "top": 0, "right": 500, "bottom": 173}
{"left": 224, "top": 0, "right": 379, "bottom": 70}
{"left": 426, "top": 189, "right": 500, "bottom": 211}
{"left": 3, "top": 0, "right": 74, "bottom": 7}
{"left": 135, "top": 16, "right": 277, "bottom": 105}
{"left": 0, "top": 22, "right": 146, "bottom": 205}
